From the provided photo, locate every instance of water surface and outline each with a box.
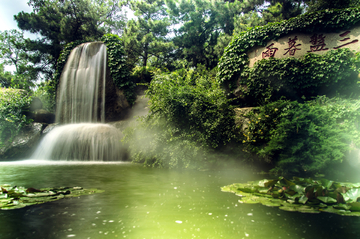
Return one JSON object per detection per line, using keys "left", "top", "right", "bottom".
{"left": 0, "top": 160, "right": 359, "bottom": 239}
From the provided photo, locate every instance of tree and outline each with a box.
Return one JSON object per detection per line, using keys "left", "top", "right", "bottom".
{"left": 305, "top": 0, "right": 360, "bottom": 12}
{"left": 14, "top": 0, "right": 126, "bottom": 80}
{"left": 122, "top": 0, "right": 174, "bottom": 71}
{"left": 166, "top": 0, "right": 291, "bottom": 69}
{"left": 0, "top": 64, "right": 13, "bottom": 88}
{"left": 0, "top": 30, "right": 38, "bottom": 89}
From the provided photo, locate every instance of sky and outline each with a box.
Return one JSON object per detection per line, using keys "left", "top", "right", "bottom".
{"left": 0, "top": 0, "right": 35, "bottom": 38}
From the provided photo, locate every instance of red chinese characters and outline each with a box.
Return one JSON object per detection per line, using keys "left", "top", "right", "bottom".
{"left": 334, "top": 31, "right": 359, "bottom": 49}
{"left": 284, "top": 36, "right": 301, "bottom": 56}
{"left": 308, "top": 34, "right": 328, "bottom": 52}
{"left": 262, "top": 43, "right": 278, "bottom": 59}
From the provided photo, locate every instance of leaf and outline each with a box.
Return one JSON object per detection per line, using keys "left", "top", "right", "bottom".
{"left": 341, "top": 188, "right": 360, "bottom": 203}
{"left": 299, "top": 195, "right": 308, "bottom": 204}
{"left": 350, "top": 202, "right": 360, "bottom": 211}
{"left": 317, "top": 196, "right": 337, "bottom": 204}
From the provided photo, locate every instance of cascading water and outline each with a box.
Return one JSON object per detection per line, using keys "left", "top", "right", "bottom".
{"left": 31, "top": 42, "right": 125, "bottom": 161}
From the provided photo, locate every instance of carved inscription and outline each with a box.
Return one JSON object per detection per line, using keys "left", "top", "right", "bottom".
{"left": 248, "top": 26, "right": 360, "bottom": 67}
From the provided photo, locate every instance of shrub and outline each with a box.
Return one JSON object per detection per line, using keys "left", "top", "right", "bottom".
{"left": 123, "top": 66, "right": 238, "bottom": 168}
{"left": 0, "top": 88, "right": 33, "bottom": 146}
{"left": 242, "top": 97, "right": 360, "bottom": 175}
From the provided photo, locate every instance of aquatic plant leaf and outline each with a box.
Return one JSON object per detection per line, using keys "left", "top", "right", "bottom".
{"left": 350, "top": 202, "right": 360, "bottom": 211}
{"left": 333, "top": 203, "right": 352, "bottom": 210}
{"left": 299, "top": 195, "right": 308, "bottom": 204}
{"left": 288, "top": 185, "right": 305, "bottom": 194}
{"left": 263, "top": 179, "right": 278, "bottom": 188}
{"left": 319, "top": 179, "right": 334, "bottom": 189}
{"left": 317, "top": 196, "right": 337, "bottom": 204}
{"left": 222, "top": 177, "right": 360, "bottom": 216}
{"left": 341, "top": 188, "right": 360, "bottom": 202}
{"left": 0, "top": 185, "right": 104, "bottom": 210}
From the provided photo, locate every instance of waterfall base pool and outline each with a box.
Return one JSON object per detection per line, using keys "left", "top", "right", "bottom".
{"left": 0, "top": 160, "right": 359, "bottom": 239}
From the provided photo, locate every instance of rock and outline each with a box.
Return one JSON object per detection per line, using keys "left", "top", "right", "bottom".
{"left": 0, "top": 123, "right": 45, "bottom": 160}
{"left": 42, "top": 123, "right": 58, "bottom": 134}
{"left": 29, "top": 97, "right": 43, "bottom": 111}
{"left": 234, "top": 107, "right": 254, "bottom": 132}
{"left": 103, "top": 65, "right": 131, "bottom": 122}
{"left": 32, "top": 109, "right": 55, "bottom": 124}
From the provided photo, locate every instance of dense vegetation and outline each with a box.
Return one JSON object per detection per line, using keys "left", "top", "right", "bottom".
{"left": 0, "top": 88, "right": 33, "bottom": 147}
{"left": 123, "top": 67, "right": 238, "bottom": 169}
{"left": 1, "top": 0, "right": 360, "bottom": 176}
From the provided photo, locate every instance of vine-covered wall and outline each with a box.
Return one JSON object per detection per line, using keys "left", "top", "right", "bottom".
{"left": 217, "top": 7, "right": 360, "bottom": 106}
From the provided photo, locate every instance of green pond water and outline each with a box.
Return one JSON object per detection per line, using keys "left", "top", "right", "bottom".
{"left": 0, "top": 160, "right": 359, "bottom": 239}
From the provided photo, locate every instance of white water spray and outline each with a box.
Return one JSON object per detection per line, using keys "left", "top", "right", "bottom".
{"left": 31, "top": 42, "right": 125, "bottom": 161}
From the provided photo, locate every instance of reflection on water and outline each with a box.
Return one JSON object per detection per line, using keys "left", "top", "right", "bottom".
{"left": 0, "top": 160, "right": 360, "bottom": 239}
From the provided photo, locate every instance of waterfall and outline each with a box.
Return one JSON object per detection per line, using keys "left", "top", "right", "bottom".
{"left": 56, "top": 42, "right": 106, "bottom": 123}
{"left": 31, "top": 42, "right": 125, "bottom": 161}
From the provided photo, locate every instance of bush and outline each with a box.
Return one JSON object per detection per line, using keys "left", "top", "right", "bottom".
{"left": 123, "top": 66, "right": 238, "bottom": 169}
{"left": 242, "top": 97, "right": 360, "bottom": 175}
{"left": 0, "top": 88, "right": 33, "bottom": 146}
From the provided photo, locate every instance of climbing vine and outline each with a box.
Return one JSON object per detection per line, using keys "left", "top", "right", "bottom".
{"left": 239, "top": 49, "right": 360, "bottom": 106}
{"left": 101, "top": 34, "right": 136, "bottom": 105}
{"left": 217, "top": 7, "right": 360, "bottom": 97}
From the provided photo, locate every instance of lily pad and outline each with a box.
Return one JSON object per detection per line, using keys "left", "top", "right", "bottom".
{"left": 0, "top": 185, "right": 104, "bottom": 210}
{"left": 222, "top": 176, "right": 360, "bottom": 216}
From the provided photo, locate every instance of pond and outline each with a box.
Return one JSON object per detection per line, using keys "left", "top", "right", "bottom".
{"left": 0, "top": 160, "right": 359, "bottom": 239}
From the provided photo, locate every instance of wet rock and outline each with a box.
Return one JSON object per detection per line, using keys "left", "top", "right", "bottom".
{"left": 234, "top": 107, "right": 254, "bottom": 132}
{"left": 29, "top": 97, "right": 43, "bottom": 111}
{"left": 42, "top": 123, "right": 58, "bottom": 135}
{"left": 32, "top": 109, "right": 55, "bottom": 124}
{"left": 0, "top": 123, "right": 44, "bottom": 160}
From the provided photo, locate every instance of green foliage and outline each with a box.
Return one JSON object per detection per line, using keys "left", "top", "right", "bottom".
{"left": 239, "top": 49, "right": 360, "bottom": 106}
{"left": 123, "top": 66, "right": 237, "bottom": 168}
{"left": 0, "top": 64, "right": 12, "bottom": 88}
{"left": 122, "top": 0, "right": 174, "bottom": 69}
{"left": 217, "top": 7, "right": 360, "bottom": 92}
{"left": 305, "top": 0, "right": 360, "bottom": 12}
{"left": 0, "top": 30, "right": 39, "bottom": 88}
{"left": 14, "top": 0, "right": 125, "bottom": 79}
{"left": 0, "top": 88, "right": 33, "bottom": 147}
{"left": 222, "top": 176, "right": 360, "bottom": 216}
{"left": 101, "top": 34, "right": 136, "bottom": 105}
{"left": 241, "top": 97, "right": 360, "bottom": 175}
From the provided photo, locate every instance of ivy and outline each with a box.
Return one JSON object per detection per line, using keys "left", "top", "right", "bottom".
{"left": 240, "top": 49, "right": 360, "bottom": 106}
{"left": 101, "top": 34, "right": 136, "bottom": 105}
{"left": 217, "top": 7, "right": 360, "bottom": 95}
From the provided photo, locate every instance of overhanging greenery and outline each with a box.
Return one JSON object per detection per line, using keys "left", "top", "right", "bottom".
{"left": 217, "top": 7, "right": 360, "bottom": 94}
